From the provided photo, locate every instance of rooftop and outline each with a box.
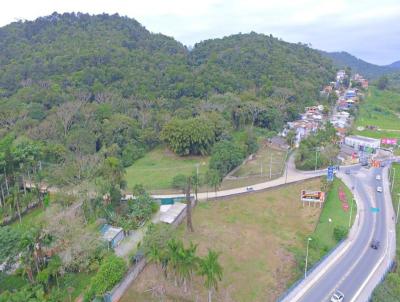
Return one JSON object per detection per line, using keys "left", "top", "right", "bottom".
{"left": 346, "top": 135, "right": 380, "bottom": 143}
{"left": 100, "top": 224, "right": 123, "bottom": 242}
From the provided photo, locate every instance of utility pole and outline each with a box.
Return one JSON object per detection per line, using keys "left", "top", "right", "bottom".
{"left": 304, "top": 237, "right": 312, "bottom": 278}
{"left": 260, "top": 162, "right": 263, "bottom": 176}
{"left": 285, "top": 159, "right": 289, "bottom": 184}
{"left": 397, "top": 193, "right": 400, "bottom": 224}
{"left": 314, "top": 148, "right": 319, "bottom": 172}
{"left": 391, "top": 168, "right": 396, "bottom": 192}
{"left": 349, "top": 198, "right": 354, "bottom": 228}
{"left": 269, "top": 153, "right": 272, "bottom": 179}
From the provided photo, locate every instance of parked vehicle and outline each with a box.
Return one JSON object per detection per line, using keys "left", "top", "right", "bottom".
{"left": 376, "top": 175, "right": 381, "bottom": 180}
{"left": 246, "top": 187, "right": 254, "bottom": 192}
{"left": 370, "top": 240, "right": 380, "bottom": 250}
{"left": 345, "top": 170, "right": 351, "bottom": 175}
{"left": 330, "top": 290, "right": 344, "bottom": 302}
{"left": 376, "top": 186, "right": 383, "bottom": 193}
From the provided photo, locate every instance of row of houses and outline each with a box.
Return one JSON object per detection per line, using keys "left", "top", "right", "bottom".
{"left": 353, "top": 73, "right": 369, "bottom": 89}
{"left": 283, "top": 104, "right": 326, "bottom": 147}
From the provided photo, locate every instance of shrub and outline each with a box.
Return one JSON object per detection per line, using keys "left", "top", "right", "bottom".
{"left": 333, "top": 226, "right": 348, "bottom": 242}
{"left": 85, "top": 255, "right": 127, "bottom": 301}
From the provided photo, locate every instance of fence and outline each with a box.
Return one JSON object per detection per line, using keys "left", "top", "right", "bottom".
{"left": 276, "top": 239, "right": 346, "bottom": 302}
{"left": 101, "top": 198, "right": 195, "bottom": 302}
{"left": 103, "top": 257, "right": 147, "bottom": 302}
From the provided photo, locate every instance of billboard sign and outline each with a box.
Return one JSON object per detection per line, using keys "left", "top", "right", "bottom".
{"left": 301, "top": 190, "right": 325, "bottom": 203}
{"left": 381, "top": 138, "right": 398, "bottom": 145}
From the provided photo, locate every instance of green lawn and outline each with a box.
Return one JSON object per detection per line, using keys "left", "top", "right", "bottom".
{"left": 289, "top": 177, "right": 356, "bottom": 273}
{"left": 10, "top": 207, "right": 44, "bottom": 233}
{"left": 372, "top": 163, "right": 400, "bottom": 301}
{"left": 219, "top": 145, "right": 287, "bottom": 190}
{"left": 232, "top": 146, "right": 286, "bottom": 178}
{"left": 125, "top": 146, "right": 209, "bottom": 192}
{"left": 354, "top": 87, "right": 400, "bottom": 140}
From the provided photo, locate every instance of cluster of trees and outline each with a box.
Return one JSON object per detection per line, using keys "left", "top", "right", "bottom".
{"left": 295, "top": 122, "right": 340, "bottom": 170}
{"left": 141, "top": 224, "right": 223, "bottom": 302}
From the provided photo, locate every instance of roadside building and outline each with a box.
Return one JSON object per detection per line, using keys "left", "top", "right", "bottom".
{"left": 344, "top": 135, "right": 381, "bottom": 152}
{"left": 100, "top": 224, "right": 125, "bottom": 249}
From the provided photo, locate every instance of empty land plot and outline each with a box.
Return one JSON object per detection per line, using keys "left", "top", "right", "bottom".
{"left": 220, "top": 145, "right": 287, "bottom": 190}
{"left": 125, "top": 146, "right": 209, "bottom": 192}
{"left": 121, "top": 178, "right": 322, "bottom": 302}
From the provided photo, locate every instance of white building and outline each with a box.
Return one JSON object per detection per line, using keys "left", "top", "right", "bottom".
{"left": 344, "top": 135, "right": 380, "bottom": 151}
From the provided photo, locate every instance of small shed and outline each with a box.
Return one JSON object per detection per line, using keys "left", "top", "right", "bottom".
{"left": 100, "top": 224, "right": 125, "bottom": 249}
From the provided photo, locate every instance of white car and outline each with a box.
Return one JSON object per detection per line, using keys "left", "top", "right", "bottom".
{"left": 331, "top": 290, "right": 344, "bottom": 302}
{"left": 376, "top": 175, "right": 381, "bottom": 180}
{"left": 377, "top": 186, "right": 383, "bottom": 193}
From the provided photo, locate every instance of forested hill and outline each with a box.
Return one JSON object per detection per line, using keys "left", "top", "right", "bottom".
{"left": 0, "top": 12, "right": 190, "bottom": 99}
{"left": 190, "top": 33, "right": 335, "bottom": 101}
{"left": 0, "top": 12, "right": 335, "bottom": 102}
{"left": 319, "top": 51, "right": 400, "bottom": 79}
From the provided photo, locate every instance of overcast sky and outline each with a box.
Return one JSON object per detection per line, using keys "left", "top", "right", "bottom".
{"left": 1, "top": 0, "right": 399, "bottom": 65}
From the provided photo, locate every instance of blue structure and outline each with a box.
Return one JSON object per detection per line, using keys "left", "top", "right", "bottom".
{"left": 100, "top": 224, "right": 125, "bottom": 249}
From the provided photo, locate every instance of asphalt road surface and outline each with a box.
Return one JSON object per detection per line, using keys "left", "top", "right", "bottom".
{"left": 293, "top": 164, "right": 395, "bottom": 302}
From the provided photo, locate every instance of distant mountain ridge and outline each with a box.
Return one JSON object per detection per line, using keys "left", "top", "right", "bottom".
{"left": 319, "top": 51, "right": 400, "bottom": 79}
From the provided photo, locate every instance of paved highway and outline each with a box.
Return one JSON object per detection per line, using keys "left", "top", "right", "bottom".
{"left": 283, "top": 163, "right": 396, "bottom": 302}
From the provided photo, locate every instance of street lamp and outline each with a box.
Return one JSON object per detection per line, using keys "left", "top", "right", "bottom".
{"left": 397, "top": 193, "right": 400, "bottom": 224}
{"left": 304, "top": 237, "right": 313, "bottom": 278}
{"left": 348, "top": 198, "right": 354, "bottom": 228}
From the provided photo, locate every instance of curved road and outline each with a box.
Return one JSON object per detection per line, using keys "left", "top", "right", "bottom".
{"left": 282, "top": 163, "right": 396, "bottom": 302}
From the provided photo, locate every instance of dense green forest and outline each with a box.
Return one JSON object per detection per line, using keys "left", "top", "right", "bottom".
{"left": 319, "top": 51, "right": 400, "bottom": 79}
{"left": 0, "top": 12, "right": 336, "bottom": 186}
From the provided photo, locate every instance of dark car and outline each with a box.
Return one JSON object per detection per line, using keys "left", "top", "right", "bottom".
{"left": 246, "top": 187, "right": 254, "bottom": 192}
{"left": 371, "top": 240, "right": 380, "bottom": 250}
{"left": 345, "top": 170, "right": 351, "bottom": 175}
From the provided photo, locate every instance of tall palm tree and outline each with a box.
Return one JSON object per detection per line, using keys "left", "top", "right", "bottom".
{"left": 166, "top": 238, "right": 184, "bottom": 286}
{"left": 198, "top": 249, "right": 223, "bottom": 302}
{"left": 177, "top": 242, "right": 199, "bottom": 293}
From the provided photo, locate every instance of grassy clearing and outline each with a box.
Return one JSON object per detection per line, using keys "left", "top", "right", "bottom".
{"left": 372, "top": 163, "right": 400, "bottom": 301}
{"left": 219, "top": 145, "right": 286, "bottom": 190}
{"left": 121, "top": 178, "right": 323, "bottom": 302}
{"left": 9, "top": 207, "right": 44, "bottom": 233}
{"left": 125, "top": 146, "right": 209, "bottom": 192}
{"left": 233, "top": 146, "right": 286, "bottom": 178}
{"left": 306, "top": 178, "right": 356, "bottom": 268}
{"left": 354, "top": 87, "right": 400, "bottom": 139}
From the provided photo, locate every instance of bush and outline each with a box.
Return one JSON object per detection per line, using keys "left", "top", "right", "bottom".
{"left": 85, "top": 255, "right": 127, "bottom": 301}
{"left": 333, "top": 226, "right": 348, "bottom": 242}
{"left": 171, "top": 174, "right": 187, "bottom": 191}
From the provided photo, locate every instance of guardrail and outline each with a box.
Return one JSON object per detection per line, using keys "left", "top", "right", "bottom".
{"left": 277, "top": 239, "right": 345, "bottom": 302}
{"left": 367, "top": 260, "right": 395, "bottom": 301}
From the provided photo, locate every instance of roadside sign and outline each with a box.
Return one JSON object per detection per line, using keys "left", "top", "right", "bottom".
{"left": 327, "top": 166, "right": 334, "bottom": 182}
{"left": 381, "top": 138, "right": 397, "bottom": 145}
{"left": 371, "top": 207, "right": 380, "bottom": 213}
